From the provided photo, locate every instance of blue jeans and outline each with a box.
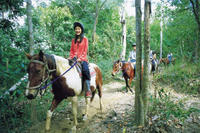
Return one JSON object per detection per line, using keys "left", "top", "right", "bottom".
{"left": 81, "top": 61, "right": 90, "bottom": 80}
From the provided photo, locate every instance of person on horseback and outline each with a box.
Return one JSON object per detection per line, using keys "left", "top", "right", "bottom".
{"left": 167, "top": 53, "right": 173, "bottom": 63}
{"left": 151, "top": 51, "right": 157, "bottom": 67}
{"left": 149, "top": 50, "right": 153, "bottom": 60}
{"left": 69, "top": 22, "right": 92, "bottom": 98}
{"left": 128, "top": 43, "right": 136, "bottom": 74}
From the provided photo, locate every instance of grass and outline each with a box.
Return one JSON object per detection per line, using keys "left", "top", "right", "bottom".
{"left": 155, "top": 60, "right": 200, "bottom": 95}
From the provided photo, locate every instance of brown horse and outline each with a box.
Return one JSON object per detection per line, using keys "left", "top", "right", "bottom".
{"left": 111, "top": 60, "right": 134, "bottom": 93}
{"left": 25, "top": 51, "right": 103, "bottom": 132}
{"left": 159, "top": 58, "right": 176, "bottom": 65}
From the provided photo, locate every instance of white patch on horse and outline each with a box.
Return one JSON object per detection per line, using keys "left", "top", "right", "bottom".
{"left": 89, "top": 63, "right": 97, "bottom": 88}
{"left": 53, "top": 55, "right": 82, "bottom": 95}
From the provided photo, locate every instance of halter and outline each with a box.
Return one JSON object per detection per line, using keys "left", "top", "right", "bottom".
{"left": 114, "top": 61, "right": 123, "bottom": 73}
{"left": 27, "top": 57, "right": 78, "bottom": 96}
{"left": 26, "top": 59, "right": 56, "bottom": 90}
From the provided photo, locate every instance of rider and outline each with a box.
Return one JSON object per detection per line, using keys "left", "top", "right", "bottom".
{"left": 69, "top": 22, "right": 92, "bottom": 98}
{"left": 167, "top": 53, "right": 173, "bottom": 63}
{"left": 151, "top": 51, "right": 157, "bottom": 69}
{"left": 149, "top": 50, "right": 153, "bottom": 60}
{"left": 128, "top": 43, "right": 136, "bottom": 74}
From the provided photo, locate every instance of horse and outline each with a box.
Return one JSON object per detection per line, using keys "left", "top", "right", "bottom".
{"left": 111, "top": 60, "right": 134, "bottom": 93}
{"left": 159, "top": 58, "right": 176, "bottom": 66}
{"left": 25, "top": 50, "right": 103, "bottom": 132}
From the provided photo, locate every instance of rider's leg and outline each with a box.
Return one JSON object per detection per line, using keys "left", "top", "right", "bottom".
{"left": 82, "top": 61, "right": 92, "bottom": 98}
{"left": 85, "top": 79, "right": 92, "bottom": 97}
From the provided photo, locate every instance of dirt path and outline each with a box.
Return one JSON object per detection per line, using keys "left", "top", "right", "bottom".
{"left": 28, "top": 81, "right": 135, "bottom": 133}
{"left": 28, "top": 78, "right": 200, "bottom": 133}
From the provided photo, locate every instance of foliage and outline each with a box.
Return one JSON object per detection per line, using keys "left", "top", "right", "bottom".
{"left": 149, "top": 88, "right": 196, "bottom": 121}
{"left": 0, "top": 0, "right": 124, "bottom": 132}
{"left": 151, "top": 0, "right": 199, "bottom": 60}
{"left": 156, "top": 61, "right": 200, "bottom": 94}
{"left": 147, "top": 86, "right": 200, "bottom": 132}
{"left": 0, "top": 0, "right": 200, "bottom": 132}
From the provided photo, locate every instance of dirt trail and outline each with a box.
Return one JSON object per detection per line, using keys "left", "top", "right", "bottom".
{"left": 28, "top": 78, "right": 200, "bottom": 133}
{"left": 28, "top": 81, "right": 134, "bottom": 133}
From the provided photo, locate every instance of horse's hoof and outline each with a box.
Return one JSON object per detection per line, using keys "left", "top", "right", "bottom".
{"left": 83, "top": 115, "right": 88, "bottom": 121}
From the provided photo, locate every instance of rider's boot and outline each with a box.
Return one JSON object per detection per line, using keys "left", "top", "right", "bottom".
{"left": 85, "top": 80, "right": 92, "bottom": 98}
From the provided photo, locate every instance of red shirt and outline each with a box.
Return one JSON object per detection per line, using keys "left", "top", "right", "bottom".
{"left": 69, "top": 37, "right": 88, "bottom": 62}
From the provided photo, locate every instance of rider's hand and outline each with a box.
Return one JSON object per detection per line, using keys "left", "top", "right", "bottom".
{"left": 77, "top": 58, "right": 81, "bottom": 62}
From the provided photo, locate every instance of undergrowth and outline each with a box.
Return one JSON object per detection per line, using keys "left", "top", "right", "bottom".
{"left": 156, "top": 60, "right": 200, "bottom": 95}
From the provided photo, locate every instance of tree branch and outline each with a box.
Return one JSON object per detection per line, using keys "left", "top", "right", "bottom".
{"left": 190, "top": 0, "right": 200, "bottom": 25}
{"left": 100, "top": 0, "right": 108, "bottom": 11}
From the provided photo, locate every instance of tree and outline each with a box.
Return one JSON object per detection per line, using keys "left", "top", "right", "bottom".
{"left": 142, "top": 0, "right": 151, "bottom": 126}
{"left": 135, "top": 0, "right": 143, "bottom": 126}
{"left": 190, "top": 0, "right": 200, "bottom": 60}
{"left": 120, "top": 3, "right": 127, "bottom": 60}
{"left": 26, "top": 0, "right": 34, "bottom": 55}
{"left": 40, "top": 4, "right": 72, "bottom": 51}
{"left": 92, "top": 0, "right": 108, "bottom": 43}
{"left": 135, "top": 0, "right": 151, "bottom": 126}
{"left": 160, "top": 1, "right": 163, "bottom": 59}
{"left": 167, "top": 0, "right": 200, "bottom": 60}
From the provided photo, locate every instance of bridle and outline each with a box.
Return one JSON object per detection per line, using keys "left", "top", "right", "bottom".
{"left": 26, "top": 59, "right": 56, "bottom": 91}
{"left": 113, "top": 61, "right": 122, "bottom": 74}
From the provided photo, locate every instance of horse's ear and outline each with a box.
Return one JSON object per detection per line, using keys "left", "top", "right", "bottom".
{"left": 25, "top": 52, "right": 32, "bottom": 60}
{"left": 39, "top": 50, "right": 44, "bottom": 61}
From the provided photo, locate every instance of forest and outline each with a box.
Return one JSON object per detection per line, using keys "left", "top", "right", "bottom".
{"left": 0, "top": 0, "right": 200, "bottom": 133}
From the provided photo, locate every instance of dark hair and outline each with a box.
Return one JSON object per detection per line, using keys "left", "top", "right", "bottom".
{"left": 75, "top": 33, "right": 84, "bottom": 43}
{"left": 74, "top": 22, "right": 84, "bottom": 43}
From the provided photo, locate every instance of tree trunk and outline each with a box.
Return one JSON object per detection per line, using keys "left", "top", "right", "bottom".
{"left": 160, "top": 1, "right": 163, "bottom": 59}
{"left": 26, "top": 0, "right": 34, "bottom": 55}
{"left": 27, "top": 0, "right": 37, "bottom": 123}
{"left": 92, "top": 0, "right": 108, "bottom": 44}
{"left": 135, "top": 0, "right": 143, "bottom": 126}
{"left": 120, "top": 4, "right": 127, "bottom": 61}
{"left": 195, "top": 32, "right": 199, "bottom": 60}
{"left": 92, "top": 0, "right": 99, "bottom": 44}
{"left": 143, "top": 0, "right": 151, "bottom": 126}
{"left": 190, "top": 0, "right": 200, "bottom": 60}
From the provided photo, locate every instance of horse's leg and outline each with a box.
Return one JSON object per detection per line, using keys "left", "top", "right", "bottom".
{"left": 125, "top": 77, "right": 129, "bottom": 92}
{"left": 97, "top": 85, "right": 103, "bottom": 113}
{"left": 83, "top": 97, "right": 90, "bottom": 121}
{"left": 71, "top": 96, "right": 78, "bottom": 133}
{"left": 90, "top": 88, "right": 96, "bottom": 103}
{"left": 128, "top": 77, "right": 134, "bottom": 94}
{"left": 45, "top": 98, "right": 62, "bottom": 131}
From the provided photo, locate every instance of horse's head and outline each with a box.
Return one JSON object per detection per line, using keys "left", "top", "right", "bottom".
{"left": 159, "top": 58, "right": 164, "bottom": 64}
{"left": 25, "top": 50, "right": 50, "bottom": 99}
{"left": 111, "top": 60, "right": 122, "bottom": 76}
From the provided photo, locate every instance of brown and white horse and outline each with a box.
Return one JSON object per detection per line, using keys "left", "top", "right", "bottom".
{"left": 25, "top": 51, "right": 103, "bottom": 132}
{"left": 111, "top": 60, "right": 134, "bottom": 93}
{"left": 159, "top": 58, "right": 176, "bottom": 66}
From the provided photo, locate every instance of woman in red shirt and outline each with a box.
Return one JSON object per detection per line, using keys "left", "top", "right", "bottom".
{"left": 69, "top": 22, "right": 91, "bottom": 98}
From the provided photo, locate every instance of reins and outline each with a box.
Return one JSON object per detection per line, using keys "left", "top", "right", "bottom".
{"left": 39, "top": 60, "right": 77, "bottom": 90}
{"left": 27, "top": 58, "right": 77, "bottom": 91}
